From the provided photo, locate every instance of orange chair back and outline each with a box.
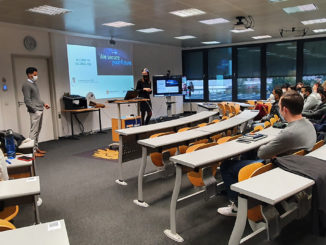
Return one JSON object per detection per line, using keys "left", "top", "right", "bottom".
{"left": 0, "top": 219, "right": 16, "bottom": 231}
{"left": 238, "top": 163, "right": 274, "bottom": 222}
{"left": 186, "top": 142, "right": 219, "bottom": 187}
{"left": 312, "top": 140, "right": 325, "bottom": 151}
{"left": 150, "top": 132, "right": 177, "bottom": 167}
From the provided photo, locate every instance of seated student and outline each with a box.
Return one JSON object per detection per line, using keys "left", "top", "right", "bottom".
{"left": 303, "top": 89, "right": 326, "bottom": 121}
{"left": 313, "top": 82, "right": 322, "bottom": 101}
{"left": 302, "top": 85, "right": 320, "bottom": 113}
{"left": 217, "top": 91, "right": 316, "bottom": 216}
{"left": 261, "top": 88, "right": 283, "bottom": 122}
{"left": 0, "top": 149, "right": 9, "bottom": 181}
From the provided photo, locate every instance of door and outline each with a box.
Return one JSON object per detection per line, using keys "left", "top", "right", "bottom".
{"left": 13, "top": 56, "right": 55, "bottom": 143}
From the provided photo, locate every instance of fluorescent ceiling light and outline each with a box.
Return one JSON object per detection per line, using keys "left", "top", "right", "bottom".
{"left": 283, "top": 4, "right": 317, "bottom": 14}
{"left": 170, "top": 8, "right": 205, "bottom": 17}
{"left": 27, "top": 5, "right": 71, "bottom": 15}
{"left": 231, "top": 28, "right": 254, "bottom": 33}
{"left": 102, "top": 21, "right": 135, "bottom": 28}
{"left": 201, "top": 41, "right": 221, "bottom": 45}
{"left": 269, "top": 0, "right": 288, "bottom": 2}
{"left": 199, "top": 18, "right": 229, "bottom": 25}
{"left": 301, "top": 18, "right": 326, "bottom": 25}
{"left": 252, "top": 35, "right": 272, "bottom": 39}
{"left": 137, "top": 28, "right": 163, "bottom": 33}
{"left": 174, "top": 35, "right": 196, "bottom": 40}
{"left": 313, "top": 29, "right": 326, "bottom": 33}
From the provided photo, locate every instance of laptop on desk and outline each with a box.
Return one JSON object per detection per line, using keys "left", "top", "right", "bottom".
{"left": 124, "top": 90, "right": 139, "bottom": 100}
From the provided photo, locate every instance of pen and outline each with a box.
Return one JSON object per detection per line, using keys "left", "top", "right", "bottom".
{"left": 6, "top": 159, "right": 11, "bottom": 164}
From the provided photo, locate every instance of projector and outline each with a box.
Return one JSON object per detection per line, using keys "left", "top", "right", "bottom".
{"left": 233, "top": 23, "right": 247, "bottom": 31}
{"left": 109, "top": 39, "right": 116, "bottom": 45}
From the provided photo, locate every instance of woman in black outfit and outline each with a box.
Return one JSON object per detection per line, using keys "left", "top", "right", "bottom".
{"left": 136, "top": 68, "right": 152, "bottom": 125}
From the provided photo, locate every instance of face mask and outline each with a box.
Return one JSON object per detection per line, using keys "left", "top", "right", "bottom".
{"left": 143, "top": 75, "right": 149, "bottom": 81}
{"left": 33, "top": 75, "right": 38, "bottom": 81}
{"left": 282, "top": 89, "right": 287, "bottom": 93}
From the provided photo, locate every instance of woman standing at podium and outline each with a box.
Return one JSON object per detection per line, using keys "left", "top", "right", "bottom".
{"left": 136, "top": 68, "right": 152, "bottom": 125}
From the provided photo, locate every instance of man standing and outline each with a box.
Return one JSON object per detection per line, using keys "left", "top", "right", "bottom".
{"left": 22, "top": 67, "right": 50, "bottom": 157}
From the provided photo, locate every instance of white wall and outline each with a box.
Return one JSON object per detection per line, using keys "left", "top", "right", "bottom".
{"left": 0, "top": 22, "right": 183, "bottom": 139}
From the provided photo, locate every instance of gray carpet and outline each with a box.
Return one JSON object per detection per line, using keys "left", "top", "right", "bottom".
{"left": 13, "top": 131, "right": 326, "bottom": 245}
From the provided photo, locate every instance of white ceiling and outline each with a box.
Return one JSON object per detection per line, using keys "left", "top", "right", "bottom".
{"left": 1, "top": 0, "right": 326, "bottom": 47}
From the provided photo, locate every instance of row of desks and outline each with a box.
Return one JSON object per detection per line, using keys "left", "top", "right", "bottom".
{"left": 134, "top": 110, "right": 259, "bottom": 207}
{"left": 115, "top": 111, "right": 218, "bottom": 185}
{"left": 1, "top": 154, "right": 71, "bottom": 244}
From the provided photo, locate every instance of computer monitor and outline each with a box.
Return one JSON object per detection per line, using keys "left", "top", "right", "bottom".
{"left": 153, "top": 75, "right": 183, "bottom": 97}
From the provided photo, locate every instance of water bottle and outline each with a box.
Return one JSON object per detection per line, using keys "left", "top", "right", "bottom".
{"left": 5, "top": 129, "right": 16, "bottom": 159}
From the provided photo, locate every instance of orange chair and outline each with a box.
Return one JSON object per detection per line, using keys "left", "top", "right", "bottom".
{"left": 264, "top": 121, "right": 271, "bottom": 128}
{"left": 264, "top": 102, "right": 272, "bottom": 114}
{"left": 274, "top": 114, "right": 279, "bottom": 121}
{"left": 0, "top": 206, "right": 19, "bottom": 221}
{"left": 197, "top": 123, "right": 208, "bottom": 127}
{"left": 270, "top": 117, "right": 276, "bottom": 126}
{"left": 218, "top": 103, "right": 226, "bottom": 117}
{"left": 210, "top": 133, "right": 223, "bottom": 142}
{"left": 238, "top": 163, "right": 274, "bottom": 222}
{"left": 186, "top": 142, "right": 219, "bottom": 187}
{"left": 293, "top": 149, "right": 306, "bottom": 156}
{"left": 217, "top": 134, "right": 242, "bottom": 145}
{"left": 312, "top": 140, "right": 325, "bottom": 151}
{"left": 212, "top": 119, "right": 220, "bottom": 123}
{"left": 150, "top": 132, "right": 177, "bottom": 167}
{"left": 0, "top": 219, "right": 16, "bottom": 232}
{"left": 224, "top": 104, "right": 232, "bottom": 116}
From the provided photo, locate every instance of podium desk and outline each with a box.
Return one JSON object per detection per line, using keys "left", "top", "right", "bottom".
{"left": 62, "top": 108, "right": 104, "bottom": 139}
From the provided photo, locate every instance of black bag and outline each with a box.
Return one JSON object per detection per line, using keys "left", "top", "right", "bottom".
{"left": 0, "top": 130, "right": 26, "bottom": 153}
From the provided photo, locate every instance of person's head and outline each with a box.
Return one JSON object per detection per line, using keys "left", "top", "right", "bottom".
{"left": 318, "top": 87, "right": 326, "bottom": 102}
{"left": 26, "top": 67, "right": 38, "bottom": 81}
{"left": 313, "top": 82, "right": 320, "bottom": 93}
{"left": 141, "top": 68, "right": 149, "bottom": 81}
{"left": 301, "top": 85, "right": 312, "bottom": 99}
{"left": 281, "top": 83, "right": 290, "bottom": 93}
{"left": 322, "top": 81, "right": 326, "bottom": 91}
{"left": 296, "top": 82, "right": 303, "bottom": 90}
{"left": 273, "top": 88, "right": 283, "bottom": 101}
{"left": 278, "top": 91, "right": 304, "bottom": 122}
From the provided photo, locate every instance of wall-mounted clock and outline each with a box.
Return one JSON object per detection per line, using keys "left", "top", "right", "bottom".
{"left": 23, "top": 36, "right": 37, "bottom": 51}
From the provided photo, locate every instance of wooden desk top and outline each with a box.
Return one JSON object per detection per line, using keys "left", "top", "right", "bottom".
{"left": 62, "top": 108, "right": 100, "bottom": 113}
{"left": 112, "top": 98, "right": 150, "bottom": 104}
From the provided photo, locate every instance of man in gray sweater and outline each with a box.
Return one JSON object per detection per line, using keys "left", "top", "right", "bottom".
{"left": 22, "top": 67, "right": 50, "bottom": 157}
{"left": 218, "top": 91, "right": 316, "bottom": 216}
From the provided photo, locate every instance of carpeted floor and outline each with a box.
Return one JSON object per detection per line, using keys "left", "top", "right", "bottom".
{"left": 13, "top": 130, "right": 326, "bottom": 245}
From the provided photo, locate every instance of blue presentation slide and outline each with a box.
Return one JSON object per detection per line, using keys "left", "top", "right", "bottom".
{"left": 67, "top": 44, "right": 134, "bottom": 99}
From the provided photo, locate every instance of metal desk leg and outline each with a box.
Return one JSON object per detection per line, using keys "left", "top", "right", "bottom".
{"left": 164, "top": 165, "right": 184, "bottom": 242}
{"left": 98, "top": 109, "right": 106, "bottom": 134}
{"left": 117, "top": 104, "right": 122, "bottom": 129}
{"left": 134, "top": 146, "right": 149, "bottom": 207}
{"left": 229, "top": 195, "right": 248, "bottom": 245}
{"left": 115, "top": 135, "right": 127, "bottom": 186}
{"left": 33, "top": 195, "right": 41, "bottom": 224}
{"left": 71, "top": 112, "right": 74, "bottom": 137}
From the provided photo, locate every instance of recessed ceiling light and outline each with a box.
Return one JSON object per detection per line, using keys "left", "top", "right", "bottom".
{"left": 137, "top": 28, "right": 163, "bottom": 33}
{"left": 27, "top": 5, "right": 71, "bottom": 15}
{"left": 174, "top": 35, "right": 196, "bottom": 40}
{"left": 269, "top": 0, "right": 288, "bottom": 2}
{"left": 252, "top": 35, "right": 272, "bottom": 39}
{"left": 231, "top": 28, "right": 254, "bottom": 33}
{"left": 199, "top": 18, "right": 229, "bottom": 25}
{"left": 169, "top": 8, "right": 205, "bottom": 17}
{"left": 301, "top": 18, "right": 326, "bottom": 25}
{"left": 313, "top": 29, "right": 326, "bottom": 33}
{"left": 201, "top": 41, "right": 221, "bottom": 45}
{"left": 283, "top": 4, "right": 317, "bottom": 14}
{"left": 102, "top": 21, "right": 135, "bottom": 28}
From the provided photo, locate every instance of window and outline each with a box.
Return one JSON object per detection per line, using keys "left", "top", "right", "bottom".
{"left": 266, "top": 42, "right": 296, "bottom": 97}
{"left": 303, "top": 40, "right": 326, "bottom": 87}
{"left": 208, "top": 48, "right": 232, "bottom": 101}
{"left": 184, "top": 80, "right": 204, "bottom": 100}
{"left": 237, "top": 46, "right": 261, "bottom": 100}
{"left": 183, "top": 51, "right": 204, "bottom": 100}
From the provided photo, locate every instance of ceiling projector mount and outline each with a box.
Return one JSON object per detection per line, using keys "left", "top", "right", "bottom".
{"left": 280, "top": 27, "right": 308, "bottom": 37}
{"left": 234, "top": 16, "right": 255, "bottom": 30}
